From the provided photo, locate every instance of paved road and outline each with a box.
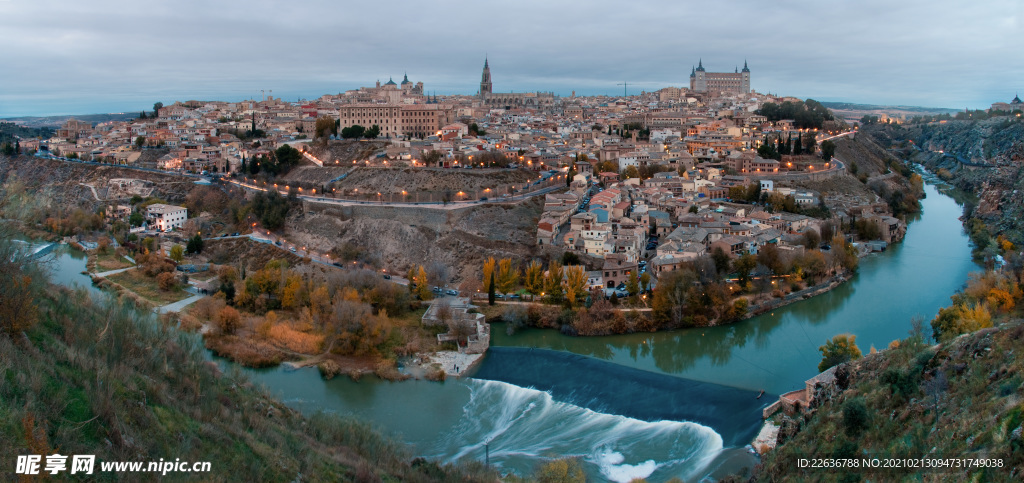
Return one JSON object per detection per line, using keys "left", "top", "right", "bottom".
{"left": 154, "top": 292, "right": 205, "bottom": 314}
{"left": 94, "top": 266, "right": 136, "bottom": 278}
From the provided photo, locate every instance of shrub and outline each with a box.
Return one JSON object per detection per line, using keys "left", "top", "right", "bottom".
{"left": 842, "top": 398, "right": 869, "bottom": 437}
{"left": 267, "top": 323, "right": 323, "bottom": 354}
{"left": 216, "top": 306, "right": 241, "bottom": 334}
{"left": 156, "top": 272, "right": 178, "bottom": 291}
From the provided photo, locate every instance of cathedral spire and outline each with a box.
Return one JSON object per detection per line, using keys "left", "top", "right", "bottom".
{"left": 742, "top": 59, "right": 749, "bottom": 73}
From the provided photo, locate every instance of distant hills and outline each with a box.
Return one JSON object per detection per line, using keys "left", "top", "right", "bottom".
{"left": 821, "top": 102, "right": 961, "bottom": 122}
{"left": 1, "top": 112, "right": 140, "bottom": 128}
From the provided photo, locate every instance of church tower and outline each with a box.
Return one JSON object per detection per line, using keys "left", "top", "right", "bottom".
{"left": 692, "top": 59, "right": 707, "bottom": 92}
{"left": 479, "top": 57, "right": 492, "bottom": 99}
{"left": 741, "top": 60, "right": 751, "bottom": 94}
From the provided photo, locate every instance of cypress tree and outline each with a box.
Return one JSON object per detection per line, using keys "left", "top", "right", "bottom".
{"left": 488, "top": 271, "right": 496, "bottom": 306}
{"left": 794, "top": 135, "right": 802, "bottom": 155}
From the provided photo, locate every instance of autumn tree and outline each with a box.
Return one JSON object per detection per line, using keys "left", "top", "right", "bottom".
{"left": 640, "top": 272, "right": 651, "bottom": 293}
{"left": 156, "top": 272, "right": 178, "bottom": 291}
{"left": 314, "top": 115, "right": 337, "bottom": 141}
{"left": 524, "top": 260, "right": 544, "bottom": 297}
{"left": 563, "top": 265, "right": 588, "bottom": 308}
{"left": 217, "top": 305, "right": 242, "bottom": 335}
{"left": 481, "top": 257, "right": 496, "bottom": 294}
{"left": 734, "top": 254, "right": 757, "bottom": 286}
{"left": 652, "top": 268, "right": 698, "bottom": 328}
{"left": 544, "top": 260, "right": 564, "bottom": 302}
{"left": 415, "top": 265, "right": 432, "bottom": 300}
{"left": 534, "top": 457, "right": 586, "bottom": 483}
{"left": 818, "top": 333, "right": 862, "bottom": 372}
{"left": 169, "top": 244, "right": 184, "bottom": 263}
{"left": 0, "top": 238, "right": 40, "bottom": 336}
{"left": 626, "top": 270, "right": 639, "bottom": 296}
{"left": 496, "top": 258, "right": 519, "bottom": 297}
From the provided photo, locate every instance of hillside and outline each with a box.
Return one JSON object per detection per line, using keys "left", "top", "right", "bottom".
{"left": 861, "top": 119, "right": 1024, "bottom": 245}
{"left": 758, "top": 319, "right": 1023, "bottom": 482}
{"left": 284, "top": 197, "right": 547, "bottom": 286}
{"left": 0, "top": 239, "right": 495, "bottom": 482}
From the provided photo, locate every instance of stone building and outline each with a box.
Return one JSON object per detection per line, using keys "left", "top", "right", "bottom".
{"left": 689, "top": 59, "right": 750, "bottom": 95}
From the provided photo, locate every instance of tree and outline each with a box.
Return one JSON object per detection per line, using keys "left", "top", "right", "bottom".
{"left": 524, "top": 260, "right": 544, "bottom": 296}
{"left": 156, "top": 272, "right": 178, "bottom": 291}
{"left": 415, "top": 265, "right": 432, "bottom": 301}
{"left": 488, "top": 271, "right": 496, "bottom": 306}
{"left": 563, "top": 265, "right": 588, "bottom": 308}
{"left": 135, "top": 135, "right": 146, "bottom": 149}
{"left": 821, "top": 140, "right": 836, "bottom": 160}
{"left": 626, "top": 270, "right": 639, "bottom": 296}
{"left": 640, "top": 272, "right": 651, "bottom": 293}
{"left": 314, "top": 116, "right": 337, "bottom": 140}
{"left": 711, "top": 247, "right": 730, "bottom": 276}
{"left": 186, "top": 234, "right": 204, "bottom": 254}
{"left": 757, "top": 243, "right": 784, "bottom": 275}
{"left": 544, "top": 261, "right": 564, "bottom": 302}
{"left": 0, "top": 238, "right": 41, "bottom": 336}
{"left": 153, "top": 102, "right": 163, "bottom": 116}
{"left": 734, "top": 254, "right": 757, "bottom": 285}
{"left": 217, "top": 305, "right": 241, "bottom": 335}
{"left": 652, "top": 268, "right": 698, "bottom": 328}
{"left": 341, "top": 124, "right": 366, "bottom": 139}
{"left": 496, "top": 258, "right": 519, "bottom": 296}
{"left": 534, "top": 457, "right": 586, "bottom": 483}
{"left": 622, "top": 165, "right": 639, "bottom": 179}
{"left": 481, "top": 257, "right": 496, "bottom": 294}
{"left": 169, "top": 244, "right": 184, "bottom": 263}
{"left": 818, "top": 333, "right": 862, "bottom": 372}
{"left": 128, "top": 212, "right": 145, "bottom": 227}
{"left": 364, "top": 124, "right": 381, "bottom": 139}
{"left": 274, "top": 144, "right": 302, "bottom": 174}
{"left": 803, "top": 131, "right": 817, "bottom": 154}
{"left": 406, "top": 266, "right": 416, "bottom": 294}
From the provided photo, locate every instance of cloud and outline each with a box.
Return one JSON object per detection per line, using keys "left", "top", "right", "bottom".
{"left": 1, "top": 0, "right": 1022, "bottom": 116}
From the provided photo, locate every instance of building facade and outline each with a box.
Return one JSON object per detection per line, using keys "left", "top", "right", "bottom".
{"left": 690, "top": 59, "right": 750, "bottom": 95}
{"left": 147, "top": 204, "right": 188, "bottom": 232}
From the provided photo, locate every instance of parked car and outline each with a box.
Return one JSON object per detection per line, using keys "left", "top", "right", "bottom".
{"left": 333, "top": 262, "right": 343, "bottom": 267}
{"left": 432, "top": 286, "right": 443, "bottom": 293}
{"left": 275, "top": 241, "right": 282, "bottom": 246}
{"left": 479, "top": 197, "right": 488, "bottom": 201}
{"left": 445, "top": 289, "right": 458, "bottom": 296}
{"left": 383, "top": 274, "right": 392, "bottom": 279}
{"left": 289, "top": 247, "right": 297, "bottom": 252}
{"left": 509, "top": 294, "right": 521, "bottom": 300}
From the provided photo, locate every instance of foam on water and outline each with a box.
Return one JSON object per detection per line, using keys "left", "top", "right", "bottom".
{"left": 435, "top": 379, "right": 724, "bottom": 481}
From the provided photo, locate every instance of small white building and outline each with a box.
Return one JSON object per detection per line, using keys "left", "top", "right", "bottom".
{"left": 147, "top": 204, "right": 188, "bottom": 232}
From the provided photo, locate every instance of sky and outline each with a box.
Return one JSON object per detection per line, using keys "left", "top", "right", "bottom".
{"left": 1, "top": 0, "right": 1022, "bottom": 117}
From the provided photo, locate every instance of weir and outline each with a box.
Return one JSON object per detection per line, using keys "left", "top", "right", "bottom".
{"left": 471, "top": 347, "right": 773, "bottom": 447}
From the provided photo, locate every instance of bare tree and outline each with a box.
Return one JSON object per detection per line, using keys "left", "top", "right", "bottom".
{"left": 426, "top": 260, "right": 451, "bottom": 289}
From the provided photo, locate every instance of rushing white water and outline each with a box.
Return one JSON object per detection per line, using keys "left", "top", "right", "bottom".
{"left": 434, "top": 379, "right": 724, "bottom": 482}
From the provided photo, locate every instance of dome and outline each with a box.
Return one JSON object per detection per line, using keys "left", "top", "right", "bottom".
{"left": 385, "top": 77, "right": 397, "bottom": 86}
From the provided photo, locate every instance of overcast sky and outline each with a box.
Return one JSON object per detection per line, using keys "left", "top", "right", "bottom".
{"left": 1, "top": 0, "right": 1022, "bottom": 117}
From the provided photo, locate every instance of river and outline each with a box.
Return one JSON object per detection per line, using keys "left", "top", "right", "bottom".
{"left": 42, "top": 179, "right": 977, "bottom": 482}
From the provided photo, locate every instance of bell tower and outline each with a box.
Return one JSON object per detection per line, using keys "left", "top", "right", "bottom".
{"left": 479, "top": 57, "right": 492, "bottom": 99}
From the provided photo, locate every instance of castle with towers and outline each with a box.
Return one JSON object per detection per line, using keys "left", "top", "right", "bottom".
{"left": 689, "top": 59, "right": 750, "bottom": 95}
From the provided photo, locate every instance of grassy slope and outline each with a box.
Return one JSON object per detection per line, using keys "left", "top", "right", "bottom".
{"left": 758, "top": 321, "right": 1024, "bottom": 482}
{"left": 0, "top": 285, "right": 495, "bottom": 482}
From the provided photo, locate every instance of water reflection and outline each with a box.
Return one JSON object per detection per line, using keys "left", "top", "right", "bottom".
{"left": 495, "top": 181, "right": 979, "bottom": 394}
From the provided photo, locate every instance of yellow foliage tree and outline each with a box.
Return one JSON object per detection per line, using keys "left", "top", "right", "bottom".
{"left": 281, "top": 276, "right": 304, "bottom": 309}
{"left": 481, "top": 257, "right": 496, "bottom": 294}
{"left": 496, "top": 258, "right": 519, "bottom": 296}
{"left": 987, "top": 288, "right": 1015, "bottom": 312}
{"left": 524, "top": 260, "right": 544, "bottom": 296}
{"left": 544, "top": 260, "right": 564, "bottom": 301}
{"left": 563, "top": 265, "right": 588, "bottom": 308}
{"left": 416, "top": 265, "right": 432, "bottom": 300}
